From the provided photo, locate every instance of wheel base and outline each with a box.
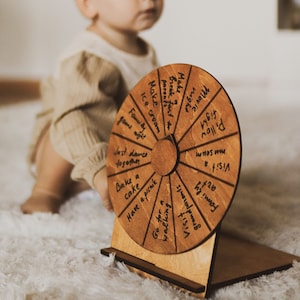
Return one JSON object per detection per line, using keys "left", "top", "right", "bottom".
{"left": 101, "top": 219, "right": 299, "bottom": 298}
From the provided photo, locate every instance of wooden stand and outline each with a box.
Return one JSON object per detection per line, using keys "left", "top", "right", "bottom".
{"left": 101, "top": 64, "right": 299, "bottom": 298}
{"left": 102, "top": 224, "right": 299, "bottom": 298}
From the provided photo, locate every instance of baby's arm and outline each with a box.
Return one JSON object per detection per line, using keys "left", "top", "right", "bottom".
{"left": 93, "top": 167, "right": 112, "bottom": 211}
{"left": 50, "top": 52, "right": 127, "bottom": 211}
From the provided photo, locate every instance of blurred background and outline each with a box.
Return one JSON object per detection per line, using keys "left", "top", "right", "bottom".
{"left": 1, "top": 0, "right": 300, "bottom": 105}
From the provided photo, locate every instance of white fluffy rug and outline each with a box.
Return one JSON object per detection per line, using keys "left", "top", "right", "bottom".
{"left": 1, "top": 87, "right": 300, "bottom": 300}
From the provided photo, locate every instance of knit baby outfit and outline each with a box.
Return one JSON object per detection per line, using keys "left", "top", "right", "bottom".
{"left": 28, "top": 30, "right": 159, "bottom": 188}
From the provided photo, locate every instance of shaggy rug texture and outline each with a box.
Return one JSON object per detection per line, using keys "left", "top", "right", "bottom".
{"left": 0, "top": 87, "right": 299, "bottom": 300}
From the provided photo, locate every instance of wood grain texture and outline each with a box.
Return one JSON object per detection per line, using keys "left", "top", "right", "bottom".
{"left": 106, "top": 64, "right": 241, "bottom": 254}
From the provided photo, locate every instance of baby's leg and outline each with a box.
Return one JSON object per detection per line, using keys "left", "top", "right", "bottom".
{"left": 21, "top": 131, "right": 84, "bottom": 214}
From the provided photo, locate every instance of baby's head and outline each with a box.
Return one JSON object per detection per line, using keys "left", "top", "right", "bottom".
{"left": 76, "top": 0, "right": 163, "bottom": 33}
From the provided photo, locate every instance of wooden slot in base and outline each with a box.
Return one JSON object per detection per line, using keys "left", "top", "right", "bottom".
{"left": 101, "top": 247, "right": 205, "bottom": 293}
{"left": 101, "top": 221, "right": 300, "bottom": 298}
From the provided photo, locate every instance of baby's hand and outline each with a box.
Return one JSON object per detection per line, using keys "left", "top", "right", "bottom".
{"left": 93, "top": 167, "right": 113, "bottom": 211}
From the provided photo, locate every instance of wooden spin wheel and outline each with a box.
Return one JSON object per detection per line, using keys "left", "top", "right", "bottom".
{"left": 101, "top": 64, "right": 299, "bottom": 298}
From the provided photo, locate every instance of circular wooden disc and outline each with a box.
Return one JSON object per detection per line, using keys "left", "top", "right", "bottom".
{"left": 106, "top": 64, "right": 242, "bottom": 254}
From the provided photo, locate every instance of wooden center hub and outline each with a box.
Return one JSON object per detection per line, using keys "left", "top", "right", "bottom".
{"left": 151, "top": 136, "right": 178, "bottom": 176}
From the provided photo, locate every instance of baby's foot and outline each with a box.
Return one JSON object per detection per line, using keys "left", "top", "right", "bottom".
{"left": 21, "top": 189, "right": 64, "bottom": 214}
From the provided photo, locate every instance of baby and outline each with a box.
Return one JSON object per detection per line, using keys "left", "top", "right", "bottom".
{"left": 21, "top": 0, "right": 164, "bottom": 214}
